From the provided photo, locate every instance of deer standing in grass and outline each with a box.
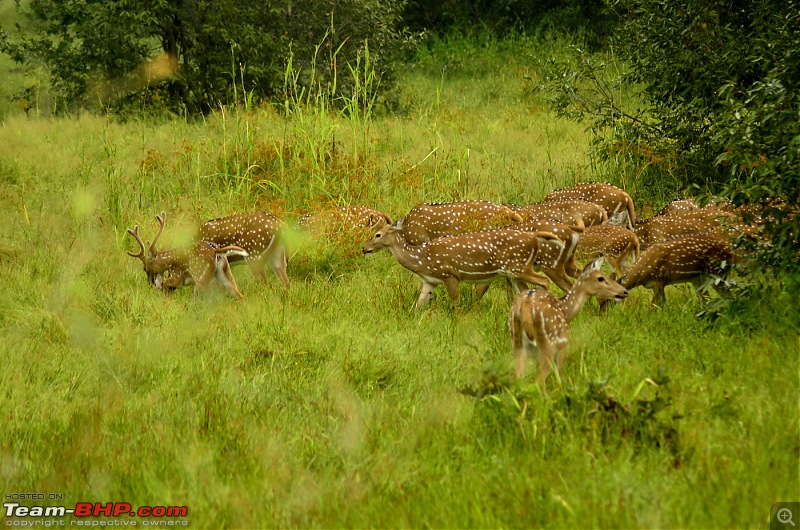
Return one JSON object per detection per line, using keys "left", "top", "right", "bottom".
{"left": 618, "top": 234, "right": 733, "bottom": 306}
{"left": 517, "top": 200, "right": 608, "bottom": 227}
{"left": 634, "top": 214, "right": 722, "bottom": 252}
{"left": 398, "top": 200, "right": 522, "bottom": 245}
{"left": 544, "top": 182, "right": 636, "bottom": 230}
{"left": 509, "top": 259, "right": 628, "bottom": 386}
{"left": 198, "top": 211, "right": 290, "bottom": 291}
{"left": 507, "top": 217, "right": 585, "bottom": 291}
{"left": 574, "top": 224, "right": 640, "bottom": 277}
{"left": 297, "top": 205, "right": 393, "bottom": 236}
{"left": 127, "top": 212, "right": 248, "bottom": 299}
{"left": 362, "top": 223, "right": 563, "bottom": 309}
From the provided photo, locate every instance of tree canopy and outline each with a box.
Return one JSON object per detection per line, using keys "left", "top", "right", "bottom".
{"left": 0, "top": 0, "right": 409, "bottom": 114}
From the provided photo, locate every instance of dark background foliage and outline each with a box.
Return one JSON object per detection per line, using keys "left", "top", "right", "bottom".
{"left": 0, "top": 0, "right": 409, "bottom": 114}
{"left": 544, "top": 0, "right": 799, "bottom": 272}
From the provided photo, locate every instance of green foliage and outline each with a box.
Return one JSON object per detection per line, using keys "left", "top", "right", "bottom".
{"left": 468, "top": 372, "right": 681, "bottom": 460}
{"left": 404, "top": 0, "right": 614, "bottom": 46}
{"left": 545, "top": 0, "right": 800, "bottom": 271}
{"left": 0, "top": 0, "right": 410, "bottom": 114}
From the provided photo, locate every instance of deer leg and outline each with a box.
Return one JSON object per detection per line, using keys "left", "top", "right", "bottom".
{"left": 651, "top": 282, "right": 667, "bottom": 306}
{"left": 444, "top": 277, "right": 461, "bottom": 307}
{"left": 416, "top": 281, "right": 438, "bottom": 309}
{"left": 536, "top": 341, "right": 556, "bottom": 389}
{"left": 247, "top": 256, "right": 267, "bottom": 281}
{"left": 192, "top": 270, "right": 212, "bottom": 300}
{"left": 565, "top": 255, "right": 579, "bottom": 278}
{"left": 504, "top": 278, "right": 522, "bottom": 301}
{"left": 474, "top": 283, "right": 491, "bottom": 300}
{"left": 509, "top": 309, "right": 527, "bottom": 379}
{"left": 215, "top": 255, "right": 244, "bottom": 300}
{"left": 270, "top": 249, "right": 291, "bottom": 291}
{"left": 555, "top": 341, "right": 569, "bottom": 376}
{"left": 514, "top": 342, "right": 533, "bottom": 380}
{"left": 517, "top": 268, "right": 551, "bottom": 291}
{"left": 543, "top": 267, "right": 574, "bottom": 293}
{"left": 607, "top": 255, "right": 625, "bottom": 278}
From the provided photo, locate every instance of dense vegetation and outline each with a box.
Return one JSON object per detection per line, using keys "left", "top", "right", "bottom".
{"left": 547, "top": 0, "right": 800, "bottom": 272}
{"left": 0, "top": 1, "right": 797, "bottom": 528}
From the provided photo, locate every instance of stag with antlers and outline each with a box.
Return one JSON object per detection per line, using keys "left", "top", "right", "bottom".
{"left": 126, "top": 212, "right": 248, "bottom": 299}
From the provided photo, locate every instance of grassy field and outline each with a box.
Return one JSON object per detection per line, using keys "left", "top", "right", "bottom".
{"left": 0, "top": 33, "right": 798, "bottom": 528}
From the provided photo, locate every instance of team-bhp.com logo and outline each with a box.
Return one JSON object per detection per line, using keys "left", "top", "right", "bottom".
{"left": 4, "top": 501, "right": 189, "bottom": 526}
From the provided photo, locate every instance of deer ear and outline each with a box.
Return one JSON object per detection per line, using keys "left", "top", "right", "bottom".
{"left": 580, "top": 257, "right": 604, "bottom": 279}
{"left": 394, "top": 217, "right": 405, "bottom": 230}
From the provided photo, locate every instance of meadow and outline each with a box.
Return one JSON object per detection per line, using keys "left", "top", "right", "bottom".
{"left": 0, "top": 33, "right": 798, "bottom": 528}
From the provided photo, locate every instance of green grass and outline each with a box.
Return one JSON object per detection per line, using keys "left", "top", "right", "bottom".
{"left": 0, "top": 34, "right": 798, "bottom": 528}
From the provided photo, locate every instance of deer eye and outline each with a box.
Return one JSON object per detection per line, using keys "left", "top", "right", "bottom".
{"left": 597, "top": 276, "right": 606, "bottom": 283}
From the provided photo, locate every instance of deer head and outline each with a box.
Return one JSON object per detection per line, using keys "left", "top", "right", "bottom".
{"left": 126, "top": 211, "right": 177, "bottom": 289}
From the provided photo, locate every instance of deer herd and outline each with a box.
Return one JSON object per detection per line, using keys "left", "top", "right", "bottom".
{"left": 126, "top": 182, "right": 765, "bottom": 388}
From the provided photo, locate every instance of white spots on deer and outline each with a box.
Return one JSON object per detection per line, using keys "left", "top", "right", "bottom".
{"left": 509, "top": 259, "right": 628, "bottom": 387}
{"left": 620, "top": 234, "right": 733, "bottom": 305}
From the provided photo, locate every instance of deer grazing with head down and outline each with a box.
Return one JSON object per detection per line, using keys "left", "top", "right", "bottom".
{"left": 362, "top": 223, "right": 564, "bottom": 309}
{"left": 544, "top": 182, "right": 636, "bottom": 230}
{"left": 198, "top": 211, "right": 291, "bottom": 291}
{"left": 617, "top": 234, "right": 733, "bottom": 306}
{"left": 127, "top": 212, "right": 248, "bottom": 299}
{"left": 509, "top": 259, "right": 628, "bottom": 387}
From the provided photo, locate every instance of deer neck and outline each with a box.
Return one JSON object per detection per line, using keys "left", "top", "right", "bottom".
{"left": 385, "top": 236, "right": 426, "bottom": 274}
{"left": 558, "top": 280, "right": 593, "bottom": 322}
{"left": 152, "top": 249, "right": 188, "bottom": 272}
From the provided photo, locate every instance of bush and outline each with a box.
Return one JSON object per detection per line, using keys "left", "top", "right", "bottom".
{"left": 545, "top": 0, "right": 800, "bottom": 272}
{"left": 0, "top": 0, "right": 411, "bottom": 115}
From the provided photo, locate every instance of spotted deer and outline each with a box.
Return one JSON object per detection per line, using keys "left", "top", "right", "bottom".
{"left": 544, "top": 182, "right": 636, "bottom": 229}
{"left": 657, "top": 198, "right": 703, "bottom": 217}
{"left": 508, "top": 217, "right": 585, "bottom": 291}
{"left": 398, "top": 200, "right": 522, "bottom": 246}
{"left": 634, "top": 213, "right": 725, "bottom": 252}
{"left": 198, "top": 211, "right": 290, "bottom": 291}
{"left": 126, "top": 212, "right": 248, "bottom": 299}
{"left": 509, "top": 259, "right": 628, "bottom": 387}
{"left": 574, "top": 224, "right": 640, "bottom": 277}
{"left": 618, "top": 234, "right": 733, "bottom": 306}
{"left": 297, "top": 205, "right": 393, "bottom": 236}
{"left": 362, "top": 224, "right": 564, "bottom": 309}
{"left": 517, "top": 200, "right": 608, "bottom": 227}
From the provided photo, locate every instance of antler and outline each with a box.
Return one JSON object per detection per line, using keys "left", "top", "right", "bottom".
{"left": 126, "top": 225, "right": 147, "bottom": 260}
{"left": 150, "top": 211, "right": 167, "bottom": 256}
